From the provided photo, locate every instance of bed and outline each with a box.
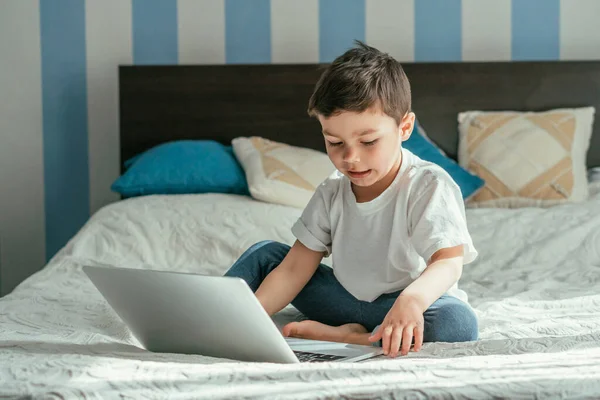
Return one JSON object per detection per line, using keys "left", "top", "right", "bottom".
{"left": 2, "top": 61, "right": 600, "bottom": 399}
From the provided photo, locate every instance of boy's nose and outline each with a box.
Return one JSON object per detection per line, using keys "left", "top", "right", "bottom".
{"left": 342, "top": 148, "right": 360, "bottom": 163}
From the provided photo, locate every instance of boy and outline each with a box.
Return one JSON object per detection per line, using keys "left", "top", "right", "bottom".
{"left": 225, "top": 42, "right": 478, "bottom": 358}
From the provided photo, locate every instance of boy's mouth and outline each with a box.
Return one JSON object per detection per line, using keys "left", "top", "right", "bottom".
{"left": 348, "top": 169, "right": 371, "bottom": 178}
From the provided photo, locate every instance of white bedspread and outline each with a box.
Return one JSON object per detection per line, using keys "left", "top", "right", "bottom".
{"left": 2, "top": 184, "right": 600, "bottom": 399}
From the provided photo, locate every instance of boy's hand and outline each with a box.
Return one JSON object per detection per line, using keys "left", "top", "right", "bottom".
{"left": 368, "top": 294, "right": 424, "bottom": 357}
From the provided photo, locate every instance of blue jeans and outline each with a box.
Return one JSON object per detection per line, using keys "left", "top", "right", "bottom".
{"left": 225, "top": 241, "right": 479, "bottom": 345}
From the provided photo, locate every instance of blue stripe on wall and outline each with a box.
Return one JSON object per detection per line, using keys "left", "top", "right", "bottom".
{"left": 225, "top": 0, "right": 271, "bottom": 64}
{"left": 40, "top": 1, "right": 89, "bottom": 261}
{"left": 415, "top": 0, "right": 462, "bottom": 62}
{"left": 132, "top": 0, "right": 178, "bottom": 64}
{"left": 512, "top": 0, "right": 560, "bottom": 61}
{"left": 319, "top": 0, "right": 366, "bottom": 63}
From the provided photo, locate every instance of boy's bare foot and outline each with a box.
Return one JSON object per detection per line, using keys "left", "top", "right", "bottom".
{"left": 282, "top": 320, "right": 372, "bottom": 346}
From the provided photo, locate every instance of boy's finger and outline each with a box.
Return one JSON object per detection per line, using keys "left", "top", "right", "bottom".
{"left": 413, "top": 325, "right": 424, "bottom": 352}
{"left": 368, "top": 328, "right": 382, "bottom": 342}
{"left": 382, "top": 326, "right": 393, "bottom": 355}
{"left": 389, "top": 328, "right": 403, "bottom": 357}
{"left": 401, "top": 326, "right": 413, "bottom": 356}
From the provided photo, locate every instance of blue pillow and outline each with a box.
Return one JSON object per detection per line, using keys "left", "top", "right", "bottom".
{"left": 404, "top": 122, "right": 485, "bottom": 199}
{"left": 111, "top": 140, "right": 249, "bottom": 197}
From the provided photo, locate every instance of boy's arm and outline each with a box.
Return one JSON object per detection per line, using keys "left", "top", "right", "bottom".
{"left": 254, "top": 240, "right": 324, "bottom": 316}
{"left": 368, "top": 245, "right": 464, "bottom": 356}
{"left": 398, "top": 245, "right": 464, "bottom": 312}
{"left": 371, "top": 173, "right": 475, "bottom": 356}
{"left": 402, "top": 172, "right": 476, "bottom": 311}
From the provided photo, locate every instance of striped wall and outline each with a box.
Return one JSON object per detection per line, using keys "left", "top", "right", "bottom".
{"left": 2, "top": 0, "right": 600, "bottom": 294}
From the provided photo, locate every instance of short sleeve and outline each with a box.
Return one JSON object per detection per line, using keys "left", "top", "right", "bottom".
{"left": 291, "top": 185, "right": 332, "bottom": 256}
{"left": 408, "top": 172, "right": 478, "bottom": 265}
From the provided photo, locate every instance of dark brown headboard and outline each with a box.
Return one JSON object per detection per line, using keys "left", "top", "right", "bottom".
{"left": 119, "top": 61, "right": 600, "bottom": 172}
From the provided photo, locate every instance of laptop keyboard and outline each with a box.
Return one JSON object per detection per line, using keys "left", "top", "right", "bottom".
{"left": 293, "top": 350, "right": 346, "bottom": 362}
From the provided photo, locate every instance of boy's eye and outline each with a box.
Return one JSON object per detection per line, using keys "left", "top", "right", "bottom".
{"left": 327, "top": 141, "right": 343, "bottom": 147}
{"left": 362, "top": 139, "right": 378, "bottom": 146}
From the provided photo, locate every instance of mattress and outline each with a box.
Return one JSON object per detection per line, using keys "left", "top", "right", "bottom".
{"left": 1, "top": 183, "right": 600, "bottom": 398}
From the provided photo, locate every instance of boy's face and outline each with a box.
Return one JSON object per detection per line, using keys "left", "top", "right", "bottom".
{"left": 318, "top": 107, "right": 415, "bottom": 188}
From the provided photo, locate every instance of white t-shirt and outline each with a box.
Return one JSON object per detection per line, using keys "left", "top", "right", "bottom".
{"left": 291, "top": 148, "right": 478, "bottom": 303}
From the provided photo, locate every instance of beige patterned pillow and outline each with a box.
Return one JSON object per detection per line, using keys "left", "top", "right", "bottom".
{"left": 458, "top": 107, "right": 595, "bottom": 208}
{"left": 232, "top": 137, "right": 336, "bottom": 208}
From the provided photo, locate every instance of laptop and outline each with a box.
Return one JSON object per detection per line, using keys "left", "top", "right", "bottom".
{"left": 82, "top": 265, "right": 383, "bottom": 363}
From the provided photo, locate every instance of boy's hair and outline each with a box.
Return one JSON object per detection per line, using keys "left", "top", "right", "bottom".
{"left": 307, "top": 41, "right": 411, "bottom": 125}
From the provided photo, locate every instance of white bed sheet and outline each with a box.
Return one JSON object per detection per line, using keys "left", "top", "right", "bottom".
{"left": 1, "top": 183, "right": 600, "bottom": 399}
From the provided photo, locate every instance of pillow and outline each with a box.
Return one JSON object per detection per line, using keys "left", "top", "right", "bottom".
{"left": 458, "top": 107, "right": 595, "bottom": 208}
{"left": 111, "top": 140, "right": 249, "bottom": 197}
{"left": 404, "top": 121, "right": 485, "bottom": 200}
{"left": 232, "top": 137, "right": 336, "bottom": 209}
{"left": 413, "top": 120, "right": 447, "bottom": 155}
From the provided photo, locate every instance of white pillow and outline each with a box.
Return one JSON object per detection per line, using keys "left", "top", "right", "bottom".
{"left": 232, "top": 137, "right": 336, "bottom": 209}
{"left": 458, "top": 107, "right": 595, "bottom": 208}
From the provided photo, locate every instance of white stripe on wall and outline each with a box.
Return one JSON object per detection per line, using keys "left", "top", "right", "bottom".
{"left": 366, "top": 0, "right": 414, "bottom": 62}
{"left": 0, "top": 0, "right": 46, "bottom": 294}
{"left": 178, "top": 0, "right": 225, "bottom": 64}
{"left": 271, "top": 0, "right": 319, "bottom": 63}
{"left": 86, "top": 0, "right": 133, "bottom": 216}
{"left": 462, "top": 0, "right": 511, "bottom": 61}
{"left": 560, "top": 0, "right": 600, "bottom": 60}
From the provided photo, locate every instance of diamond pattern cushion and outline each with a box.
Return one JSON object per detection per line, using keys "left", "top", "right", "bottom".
{"left": 458, "top": 107, "right": 595, "bottom": 208}
{"left": 232, "top": 137, "right": 336, "bottom": 209}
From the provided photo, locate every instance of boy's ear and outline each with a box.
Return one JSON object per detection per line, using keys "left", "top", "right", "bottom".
{"left": 399, "top": 112, "right": 416, "bottom": 141}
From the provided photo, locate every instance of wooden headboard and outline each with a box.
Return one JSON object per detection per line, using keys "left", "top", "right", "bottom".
{"left": 119, "top": 61, "right": 600, "bottom": 172}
